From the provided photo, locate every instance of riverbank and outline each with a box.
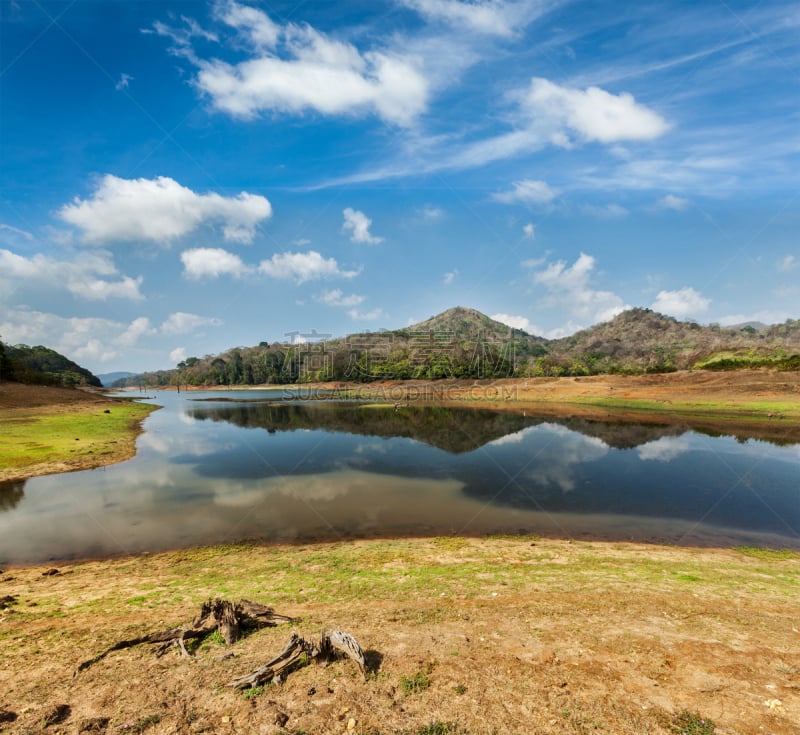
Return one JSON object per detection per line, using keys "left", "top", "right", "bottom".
{"left": 0, "top": 537, "right": 797, "bottom": 734}
{"left": 0, "top": 383, "right": 158, "bottom": 482}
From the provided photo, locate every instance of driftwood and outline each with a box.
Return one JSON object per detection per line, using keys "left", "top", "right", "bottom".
{"left": 228, "top": 628, "right": 367, "bottom": 689}
{"left": 74, "top": 598, "right": 292, "bottom": 677}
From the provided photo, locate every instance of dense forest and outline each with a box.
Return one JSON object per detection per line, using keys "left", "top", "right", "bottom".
{"left": 112, "top": 307, "right": 800, "bottom": 389}
{"left": 0, "top": 340, "right": 102, "bottom": 387}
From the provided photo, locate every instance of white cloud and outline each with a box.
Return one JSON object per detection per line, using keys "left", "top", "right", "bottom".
{"left": 170, "top": 347, "right": 188, "bottom": 364}
{"left": 651, "top": 287, "right": 710, "bottom": 318}
{"left": 115, "top": 73, "right": 133, "bottom": 91}
{"left": 532, "top": 252, "right": 628, "bottom": 323}
{"left": 0, "top": 248, "right": 143, "bottom": 301}
{"left": 181, "top": 3, "right": 428, "bottom": 126}
{"left": 0, "top": 223, "right": 34, "bottom": 241}
{"left": 117, "top": 317, "right": 156, "bottom": 347}
{"left": 215, "top": 0, "right": 280, "bottom": 49}
{"left": 181, "top": 247, "right": 250, "bottom": 279}
{"left": 60, "top": 175, "right": 272, "bottom": 245}
{"left": 0, "top": 308, "right": 129, "bottom": 365}
{"left": 522, "top": 77, "right": 671, "bottom": 145}
{"left": 342, "top": 208, "right": 383, "bottom": 244}
{"left": 582, "top": 203, "right": 629, "bottom": 219}
{"left": 259, "top": 250, "right": 360, "bottom": 283}
{"left": 443, "top": 269, "right": 458, "bottom": 285}
{"left": 317, "top": 289, "right": 365, "bottom": 307}
{"left": 657, "top": 194, "right": 689, "bottom": 211}
{"left": 637, "top": 437, "right": 690, "bottom": 462}
{"left": 400, "top": 0, "right": 526, "bottom": 37}
{"left": 347, "top": 307, "right": 386, "bottom": 321}
{"left": 420, "top": 205, "right": 444, "bottom": 221}
{"left": 490, "top": 313, "right": 532, "bottom": 332}
{"left": 493, "top": 179, "right": 559, "bottom": 206}
{"left": 522, "top": 223, "right": 535, "bottom": 239}
{"left": 778, "top": 255, "right": 798, "bottom": 272}
{"left": 161, "top": 312, "right": 223, "bottom": 334}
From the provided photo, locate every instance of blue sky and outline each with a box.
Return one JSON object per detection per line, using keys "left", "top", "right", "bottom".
{"left": 1, "top": 0, "right": 798, "bottom": 373}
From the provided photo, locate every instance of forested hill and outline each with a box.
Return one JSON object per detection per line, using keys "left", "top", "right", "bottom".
{"left": 0, "top": 341, "right": 102, "bottom": 387}
{"left": 112, "top": 306, "right": 800, "bottom": 388}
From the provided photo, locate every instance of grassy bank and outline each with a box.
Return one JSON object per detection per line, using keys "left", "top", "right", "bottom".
{"left": 0, "top": 395, "right": 157, "bottom": 481}
{"left": 1, "top": 537, "right": 798, "bottom": 734}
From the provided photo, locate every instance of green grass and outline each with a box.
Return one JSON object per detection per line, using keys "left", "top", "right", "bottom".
{"left": 400, "top": 669, "right": 431, "bottom": 695}
{"left": 735, "top": 546, "right": 800, "bottom": 560}
{"left": 0, "top": 400, "right": 157, "bottom": 472}
{"left": 668, "top": 710, "right": 716, "bottom": 734}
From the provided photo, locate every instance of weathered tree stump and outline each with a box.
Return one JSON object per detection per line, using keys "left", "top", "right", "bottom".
{"left": 227, "top": 628, "right": 367, "bottom": 689}
{"left": 74, "top": 598, "right": 292, "bottom": 677}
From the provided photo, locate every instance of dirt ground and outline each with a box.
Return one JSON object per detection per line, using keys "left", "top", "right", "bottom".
{"left": 0, "top": 539, "right": 798, "bottom": 735}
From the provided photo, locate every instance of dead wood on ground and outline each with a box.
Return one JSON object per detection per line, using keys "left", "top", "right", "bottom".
{"left": 228, "top": 629, "right": 367, "bottom": 689}
{"left": 74, "top": 598, "right": 292, "bottom": 677}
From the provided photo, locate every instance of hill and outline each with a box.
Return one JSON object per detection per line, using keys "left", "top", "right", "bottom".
{"left": 0, "top": 341, "right": 101, "bottom": 387}
{"left": 96, "top": 371, "right": 136, "bottom": 387}
{"left": 111, "top": 307, "right": 800, "bottom": 388}
{"left": 543, "top": 308, "right": 800, "bottom": 375}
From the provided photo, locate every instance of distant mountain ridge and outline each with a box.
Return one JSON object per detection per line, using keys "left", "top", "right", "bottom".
{"left": 111, "top": 306, "right": 800, "bottom": 387}
{"left": 96, "top": 371, "right": 136, "bottom": 387}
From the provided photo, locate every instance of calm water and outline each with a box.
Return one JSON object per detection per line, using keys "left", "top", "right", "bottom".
{"left": 1, "top": 390, "right": 799, "bottom": 564}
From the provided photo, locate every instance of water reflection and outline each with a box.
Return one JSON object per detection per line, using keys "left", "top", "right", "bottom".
{"left": 0, "top": 393, "right": 798, "bottom": 564}
{"left": 0, "top": 481, "right": 24, "bottom": 512}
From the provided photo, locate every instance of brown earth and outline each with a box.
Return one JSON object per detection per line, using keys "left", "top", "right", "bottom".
{"left": 0, "top": 539, "right": 798, "bottom": 735}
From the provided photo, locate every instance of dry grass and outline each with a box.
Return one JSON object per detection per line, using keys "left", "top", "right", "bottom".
{"left": 1, "top": 537, "right": 798, "bottom": 734}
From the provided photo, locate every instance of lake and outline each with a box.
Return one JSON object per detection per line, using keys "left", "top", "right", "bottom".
{"left": 1, "top": 390, "right": 799, "bottom": 564}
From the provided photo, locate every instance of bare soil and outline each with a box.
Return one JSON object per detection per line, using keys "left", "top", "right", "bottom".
{"left": 0, "top": 539, "right": 798, "bottom": 735}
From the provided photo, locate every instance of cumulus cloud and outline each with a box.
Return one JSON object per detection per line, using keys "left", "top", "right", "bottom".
{"left": 117, "top": 317, "right": 157, "bottom": 347}
{"left": 493, "top": 179, "right": 559, "bottom": 206}
{"left": 651, "top": 287, "right": 710, "bottom": 318}
{"left": 317, "top": 289, "right": 365, "bottom": 307}
{"left": 778, "top": 255, "right": 798, "bottom": 272}
{"left": 59, "top": 175, "right": 272, "bottom": 245}
{"left": 0, "top": 308, "right": 164, "bottom": 365}
{"left": 161, "top": 312, "right": 223, "bottom": 334}
{"left": 342, "top": 208, "right": 383, "bottom": 244}
{"left": 0, "top": 248, "right": 143, "bottom": 301}
{"left": 522, "top": 223, "right": 535, "bottom": 239}
{"left": 490, "top": 313, "right": 533, "bottom": 332}
{"left": 162, "top": 2, "right": 429, "bottom": 126}
{"left": 259, "top": 250, "right": 360, "bottom": 283}
{"left": 657, "top": 194, "right": 689, "bottom": 211}
{"left": 531, "top": 253, "right": 628, "bottom": 323}
{"left": 181, "top": 247, "right": 250, "bottom": 279}
{"left": 522, "top": 77, "right": 670, "bottom": 145}
{"left": 170, "top": 347, "right": 188, "bottom": 364}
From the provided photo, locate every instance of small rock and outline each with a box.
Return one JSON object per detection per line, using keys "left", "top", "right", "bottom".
{"left": 0, "top": 595, "right": 16, "bottom": 609}
{"left": 764, "top": 698, "right": 783, "bottom": 710}
{"left": 0, "top": 709, "right": 18, "bottom": 724}
{"left": 274, "top": 712, "right": 289, "bottom": 727}
{"left": 347, "top": 717, "right": 356, "bottom": 730}
{"left": 43, "top": 703, "right": 71, "bottom": 727}
{"left": 42, "top": 568, "right": 60, "bottom": 577}
{"left": 79, "top": 716, "right": 110, "bottom": 732}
